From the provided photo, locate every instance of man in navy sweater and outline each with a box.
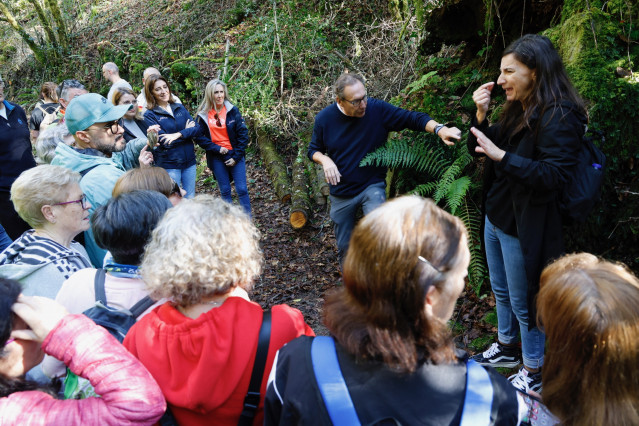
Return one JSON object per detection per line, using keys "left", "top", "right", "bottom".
{"left": 308, "top": 73, "right": 461, "bottom": 260}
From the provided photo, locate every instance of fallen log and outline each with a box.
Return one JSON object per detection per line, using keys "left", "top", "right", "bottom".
{"left": 305, "top": 158, "right": 326, "bottom": 205}
{"left": 290, "top": 145, "right": 312, "bottom": 229}
{"left": 256, "top": 127, "right": 291, "bottom": 204}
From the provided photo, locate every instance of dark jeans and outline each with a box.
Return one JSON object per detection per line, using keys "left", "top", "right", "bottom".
{"left": 209, "top": 156, "right": 251, "bottom": 216}
{"left": 329, "top": 182, "right": 386, "bottom": 260}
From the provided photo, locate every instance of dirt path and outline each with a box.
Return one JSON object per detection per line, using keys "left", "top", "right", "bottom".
{"left": 196, "top": 153, "right": 496, "bottom": 345}
{"left": 197, "top": 154, "right": 340, "bottom": 335}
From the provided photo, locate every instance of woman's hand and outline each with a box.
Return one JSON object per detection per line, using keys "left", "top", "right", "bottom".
{"left": 185, "top": 119, "right": 195, "bottom": 129}
{"left": 438, "top": 126, "right": 462, "bottom": 146}
{"left": 160, "top": 132, "right": 182, "bottom": 145}
{"left": 224, "top": 158, "right": 236, "bottom": 167}
{"left": 473, "top": 82, "right": 495, "bottom": 124}
{"left": 219, "top": 147, "right": 229, "bottom": 155}
{"left": 147, "top": 124, "right": 161, "bottom": 134}
{"left": 11, "top": 295, "right": 68, "bottom": 344}
{"left": 470, "top": 127, "right": 505, "bottom": 162}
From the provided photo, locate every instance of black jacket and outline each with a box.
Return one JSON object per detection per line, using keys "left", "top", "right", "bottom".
{"left": 0, "top": 101, "right": 36, "bottom": 191}
{"left": 265, "top": 336, "right": 520, "bottom": 425}
{"left": 195, "top": 100, "right": 249, "bottom": 164}
{"left": 468, "top": 102, "right": 586, "bottom": 324}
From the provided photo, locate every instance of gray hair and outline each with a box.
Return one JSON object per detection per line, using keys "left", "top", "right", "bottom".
{"left": 58, "top": 79, "right": 86, "bottom": 102}
{"left": 143, "top": 67, "right": 160, "bottom": 80}
{"left": 35, "top": 124, "right": 72, "bottom": 164}
{"left": 10, "top": 165, "right": 81, "bottom": 228}
{"left": 141, "top": 195, "right": 262, "bottom": 306}
{"left": 334, "top": 73, "right": 366, "bottom": 99}
{"left": 103, "top": 62, "right": 119, "bottom": 74}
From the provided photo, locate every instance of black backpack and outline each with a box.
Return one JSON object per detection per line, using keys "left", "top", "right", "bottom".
{"left": 82, "top": 268, "right": 155, "bottom": 342}
{"left": 560, "top": 127, "right": 606, "bottom": 224}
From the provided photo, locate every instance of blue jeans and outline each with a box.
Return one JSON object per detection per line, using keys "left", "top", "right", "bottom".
{"left": 209, "top": 156, "right": 251, "bottom": 216}
{"left": 330, "top": 182, "right": 386, "bottom": 260}
{"left": 166, "top": 164, "right": 197, "bottom": 199}
{"left": 484, "top": 216, "right": 545, "bottom": 369}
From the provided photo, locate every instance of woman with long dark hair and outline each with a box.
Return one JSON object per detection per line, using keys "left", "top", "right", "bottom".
{"left": 143, "top": 75, "right": 206, "bottom": 198}
{"left": 265, "top": 196, "right": 523, "bottom": 425}
{"left": 468, "top": 34, "right": 587, "bottom": 393}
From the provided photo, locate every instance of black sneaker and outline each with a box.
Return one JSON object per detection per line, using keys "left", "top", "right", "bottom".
{"left": 470, "top": 342, "right": 521, "bottom": 368}
{"left": 508, "top": 366, "right": 542, "bottom": 394}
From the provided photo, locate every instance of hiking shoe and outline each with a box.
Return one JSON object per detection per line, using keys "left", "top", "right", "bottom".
{"left": 509, "top": 367, "right": 542, "bottom": 394}
{"left": 470, "top": 342, "right": 521, "bottom": 368}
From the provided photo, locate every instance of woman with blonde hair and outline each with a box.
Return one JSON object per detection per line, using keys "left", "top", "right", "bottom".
{"left": 537, "top": 253, "right": 639, "bottom": 425}
{"left": 124, "top": 195, "right": 313, "bottom": 425}
{"left": 265, "top": 196, "right": 523, "bottom": 425}
{"left": 0, "top": 165, "right": 91, "bottom": 298}
{"left": 196, "top": 79, "right": 251, "bottom": 215}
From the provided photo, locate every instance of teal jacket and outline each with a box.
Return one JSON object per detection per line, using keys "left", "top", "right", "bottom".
{"left": 51, "top": 138, "right": 146, "bottom": 266}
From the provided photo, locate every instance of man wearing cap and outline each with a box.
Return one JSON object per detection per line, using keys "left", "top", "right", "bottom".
{"left": 51, "top": 93, "right": 154, "bottom": 266}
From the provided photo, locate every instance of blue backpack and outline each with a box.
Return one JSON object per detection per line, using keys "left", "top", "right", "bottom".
{"left": 310, "top": 336, "right": 494, "bottom": 426}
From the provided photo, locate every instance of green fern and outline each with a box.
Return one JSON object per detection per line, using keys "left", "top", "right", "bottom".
{"left": 360, "top": 136, "right": 448, "bottom": 178}
{"left": 360, "top": 132, "right": 488, "bottom": 293}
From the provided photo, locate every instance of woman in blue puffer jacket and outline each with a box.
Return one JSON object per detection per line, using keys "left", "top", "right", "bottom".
{"left": 143, "top": 75, "right": 215, "bottom": 198}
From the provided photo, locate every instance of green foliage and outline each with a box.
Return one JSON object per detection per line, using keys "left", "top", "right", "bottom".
{"left": 170, "top": 62, "right": 202, "bottom": 102}
{"left": 361, "top": 131, "right": 487, "bottom": 294}
{"left": 545, "top": 1, "right": 639, "bottom": 268}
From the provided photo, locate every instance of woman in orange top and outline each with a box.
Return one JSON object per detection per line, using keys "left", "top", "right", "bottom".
{"left": 196, "top": 80, "right": 251, "bottom": 215}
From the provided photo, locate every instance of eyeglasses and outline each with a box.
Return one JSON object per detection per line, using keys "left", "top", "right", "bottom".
{"left": 341, "top": 95, "right": 367, "bottom": 107}
{"left": 52, "top": 194, "right": 88, "bottom": 209}
{"left": 92, "top": 120, "right": 120, "bottom": 134}
{"left": 214, "top": 113, "right": 222, "bottom": 127}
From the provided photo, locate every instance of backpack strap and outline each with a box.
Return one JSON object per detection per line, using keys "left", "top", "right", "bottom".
{"left": 237, "top": 310, "right": 272, "bottom": 426}
{"left": 93, "top": 268, "right": 107, "bottom": 305}
{"left": 129, "top": 296, "right": 155, "bottom": 319}
{"left": 311, "top": 336, "right": 361, "bottom": 426}
{"left": 460, "top": 359, "right": 494, "bottom": 426}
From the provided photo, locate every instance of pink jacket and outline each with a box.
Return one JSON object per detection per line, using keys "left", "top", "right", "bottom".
{"left": 0, "top": 314, "right": 166, "bottom": 425}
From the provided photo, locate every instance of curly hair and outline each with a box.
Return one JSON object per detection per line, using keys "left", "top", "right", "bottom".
{"left": 140, "top": 195, "right": 262, "bottom": 306}
{"left": 324, "top": 196, "right": 469, "bottom": 373}
{"left": 10, "top": 165, "right": 81, "bottom": 228}
{"left": 538, "top": 253, "right": 639, "bottom": 425}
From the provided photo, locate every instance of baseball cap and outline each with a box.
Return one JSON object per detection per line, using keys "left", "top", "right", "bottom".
{"left": 65, "top": 93, "right": 132, "bottom": 134}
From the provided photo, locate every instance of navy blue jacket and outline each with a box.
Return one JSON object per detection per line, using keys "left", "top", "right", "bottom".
{"left": 195, "top": 101, "right": 249, "bottom": 163}
{"left": 144, "top": 103, "right": 212, "bottom": 169}
{"left": 308, "top": 98, "right": 432, "bottom": 197}
{"left": 0, "top": 101, "right": 36, "bottom": 191}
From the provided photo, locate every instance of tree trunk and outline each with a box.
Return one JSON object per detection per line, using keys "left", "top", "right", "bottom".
{"left": 0, "top": 2, "right": 46, "bottom": 63}
{"left": 256, "top": 127, "right": 291, "bottom": 203}
{"left": 44, "top": 0, "right": 67, "bottom": 50}
{"left": 290, "top": 145, "right": 311, "bottom": 229}
{"left": 26, "top": 0, "right": 58, "bottom": 49}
